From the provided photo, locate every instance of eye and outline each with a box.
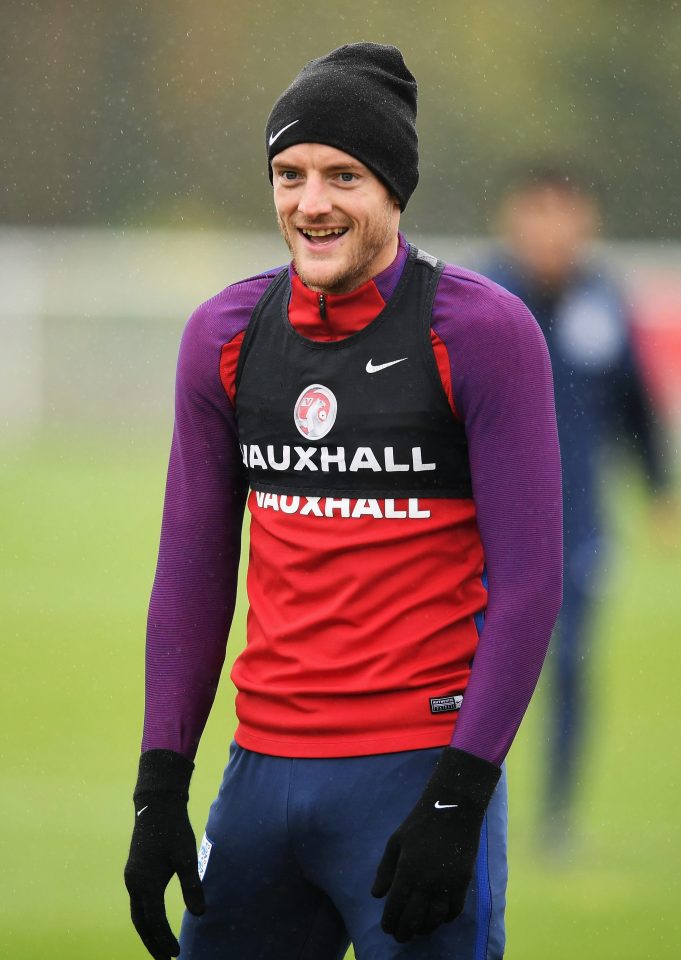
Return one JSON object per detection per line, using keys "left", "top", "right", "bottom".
{"left": 338, "top": 172, "right": 356, "bottom": 183}
{"left": 280, "top": 170, "right": 299, "bottom": 181}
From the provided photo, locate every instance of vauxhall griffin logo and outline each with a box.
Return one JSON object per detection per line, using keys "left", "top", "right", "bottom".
{"left": 294, "top": 384, "right": 337, "bottom": 440}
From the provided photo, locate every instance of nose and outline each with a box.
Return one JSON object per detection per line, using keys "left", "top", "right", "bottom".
{"left": 297, "top": 173, "right": 333, "bottom": 219}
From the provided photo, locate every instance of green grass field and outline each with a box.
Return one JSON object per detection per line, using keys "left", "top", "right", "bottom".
{"left": 1, "top": 433, "right": 680, "bottom": 959}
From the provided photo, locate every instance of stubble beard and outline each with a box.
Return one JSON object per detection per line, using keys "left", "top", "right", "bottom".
{"left": 277, "top": 200, "right": 396, "bottom": 294}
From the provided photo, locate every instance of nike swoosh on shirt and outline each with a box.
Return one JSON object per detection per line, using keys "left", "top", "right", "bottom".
{"left": 434, "top": 801, "right": 459, "bottom": 809}
{"left": 365, "top": 358, "right": 408, "bottom": 374}
{"left": 269, "top": 120, "right": 300, "bottom": 146}
{"left": 136, "top": 805, "right": 149, "bottom": 817}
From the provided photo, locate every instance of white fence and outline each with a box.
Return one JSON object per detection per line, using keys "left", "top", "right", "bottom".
{"left": 1, "top": 228, "right": 680, "bottom": 438}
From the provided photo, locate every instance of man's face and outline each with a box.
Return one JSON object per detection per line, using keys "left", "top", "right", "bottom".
{"left": 499, "top": 185, "right": 598, "bottom": 285}
{"left": 272, "top": 143, "right": 401, "bottom": 294}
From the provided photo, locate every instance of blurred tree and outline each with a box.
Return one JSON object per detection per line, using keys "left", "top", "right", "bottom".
{"left": 2, "top": 0, "right": 679, "bottom": 237}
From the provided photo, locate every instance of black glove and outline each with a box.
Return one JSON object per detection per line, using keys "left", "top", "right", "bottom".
{"left": 124, "top": 749, "right": 206, "bottom": 960}
{"left": 371, "top": 746, "right": 500, "bottom": 943}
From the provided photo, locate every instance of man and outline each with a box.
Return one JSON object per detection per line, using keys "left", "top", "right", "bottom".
{"left": 124, "top": 44, "right": 563, "bottom": 960}
{"left": 485, "top": 167, "right": 669, "bottom": 847}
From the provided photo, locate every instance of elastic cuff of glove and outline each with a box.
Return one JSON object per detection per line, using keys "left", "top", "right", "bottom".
{"left": 432, "top": 747, "right": 501, "bottom": 806}
{"left": 133, "top": 748, "right": 194, "bottom": 799}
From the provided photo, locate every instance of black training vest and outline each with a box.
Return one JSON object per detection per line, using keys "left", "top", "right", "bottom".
{"left": 235, "top": 245, "right": 472, "bottom": 499}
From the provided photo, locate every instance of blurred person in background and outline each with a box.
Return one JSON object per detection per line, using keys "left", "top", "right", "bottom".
{"left": 484, "top": 165, "right": 671, "bottom": 852}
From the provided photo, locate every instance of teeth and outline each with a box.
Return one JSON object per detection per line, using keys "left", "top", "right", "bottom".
{"left": 302, "top": 228, "right": 346, "bottom": 237}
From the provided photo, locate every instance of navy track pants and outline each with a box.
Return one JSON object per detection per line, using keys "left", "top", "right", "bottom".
{"left": 179, "top": 743, "right": 507, "bottom": 959}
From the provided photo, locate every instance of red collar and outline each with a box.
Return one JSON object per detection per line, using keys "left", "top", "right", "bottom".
{"left": 288, "top": 272, "right": 387, "bottom": 342}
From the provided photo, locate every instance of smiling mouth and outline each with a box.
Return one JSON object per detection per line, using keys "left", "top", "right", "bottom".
{"left": 298, "top": 227, "right": 349, "bottom": 245}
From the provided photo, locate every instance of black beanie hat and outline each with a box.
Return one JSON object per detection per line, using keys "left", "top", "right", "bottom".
{"left": 266, "top": 42, "right": 419, "bottom": 210}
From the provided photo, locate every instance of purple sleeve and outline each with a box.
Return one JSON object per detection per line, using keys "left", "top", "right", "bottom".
{"left": 141, "top": 273, "right": 276, "bottom": 760}
{"left": 433, "top": 267, "right": 563, "bottom": 766}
